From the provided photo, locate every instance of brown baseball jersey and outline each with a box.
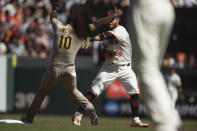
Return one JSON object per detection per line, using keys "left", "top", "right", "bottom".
{"left": 38, "top": 17, "right": 94, "bottom": 111}
{"left": 50, "top": 18, "right": 83, "bottom": 78}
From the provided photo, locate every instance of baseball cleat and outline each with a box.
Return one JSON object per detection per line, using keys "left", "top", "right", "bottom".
{"left": 86, "top": 108, "right": 98, "bottom": 125}
{"left": 21, "top": 115, "right": 33, "bottom": 124}
{"left": 72, "top": 112, "right": 83, "bottom": 126}
{"left": 131, "top": 117, "right": 149, "bottom": 127}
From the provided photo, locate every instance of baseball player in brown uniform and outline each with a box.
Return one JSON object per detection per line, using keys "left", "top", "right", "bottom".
{"left": 21, "top": 6, "right": 122, "bottom": 125}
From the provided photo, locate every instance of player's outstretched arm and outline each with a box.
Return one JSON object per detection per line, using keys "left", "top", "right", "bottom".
{"left": 90, "top": 9, "right": 122, "bottom": 32}
{"left": 50, "top": 9, "right": 64, "bottom": 29}
{"left": 91, "top": 32, "right": 114, "bottom": 41}
{"left": 50, "top": 10, "right": 58, "bottom": 21}
{"left": 50, "top": 2, "right": 61, "bottom": 22}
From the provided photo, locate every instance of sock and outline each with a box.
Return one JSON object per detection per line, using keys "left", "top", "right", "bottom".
{"left": 130, "top": 94, "right": 140, "bottom": 117}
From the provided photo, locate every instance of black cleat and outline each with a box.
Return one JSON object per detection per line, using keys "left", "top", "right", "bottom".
{"left": 21, "top": 116, "right": 33, "bottom": 124}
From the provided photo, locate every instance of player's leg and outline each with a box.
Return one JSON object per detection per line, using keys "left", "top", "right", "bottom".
{"left": 72, "top": 90, "right": 96, "bottom": 126}
{"left": 73, "top": 62, "right": 117, "bottom": 125}
{"left": 169, "top": 87, "right": 178, "bottom": 108}
{"left": 61, "top": 72, "right": 98, "bottom": 125}
{"left": 131, "top": 1, "right": 181, "bottom": 131}
{"left": 117, "top": 67, "right": 148, "bottom": 127}
{"left": 21, "top": 70, "right": 58, "bottom": 123}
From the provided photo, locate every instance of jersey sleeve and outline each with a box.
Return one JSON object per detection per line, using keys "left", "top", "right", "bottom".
{"left": 109, "top": 26, "right": 127, "bottom": 42}
{"left": 51, "top": 18, "right": 64, "bottom": 31}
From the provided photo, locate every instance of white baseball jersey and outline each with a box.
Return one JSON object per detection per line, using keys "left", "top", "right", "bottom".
{"left": 168, "top": 73, "right": 182, "bottom": 89}
{"left": 107, "top": 25, "right": 132, "bottom": 66}
{"left": 90, "top": 25, "right": 139, "bottom": 97}
{"left": 168, "top": 73, "right": 182, "bottom": 107}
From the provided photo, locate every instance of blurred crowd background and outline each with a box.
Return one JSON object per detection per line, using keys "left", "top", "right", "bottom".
{"left": 0, "top": 0, "right": 197, "bottom": 69}
{"left": 0, "top": 0, "right": 197, "bottom": 117}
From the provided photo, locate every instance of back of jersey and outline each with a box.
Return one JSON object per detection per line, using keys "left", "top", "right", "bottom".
{"left": 51, "top": 19, "right": 82, "bottom": 64}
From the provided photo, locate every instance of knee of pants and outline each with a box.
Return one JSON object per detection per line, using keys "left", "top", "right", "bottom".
{"left": 90, "top": 83, "right": 104, "bottom": 97}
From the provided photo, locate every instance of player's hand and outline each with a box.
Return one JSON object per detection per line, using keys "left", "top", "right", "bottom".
{"left": 106, "top": 50, "right": 122, "bottom": 58}
{"left": 112, "top": 9, "right": 123, "bottom": 18}
{"left": 52, "top": 2, "right": 60, "bottom": 12}
{"left": 50, "top": 10, "right": 58, "bottom": 20}
{"left": 113, "top": 50, "right": 122, "bottom": 56}
{"left": 81, "top": 37, "right": 90, "bottom": 49}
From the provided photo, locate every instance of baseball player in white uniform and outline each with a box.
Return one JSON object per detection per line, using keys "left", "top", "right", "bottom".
{"left": 72, "top": 15, "right": 149, "bottom": 127}
{"left": 168, "top": 68, "right": 182, "bottom": 107}
{"left": 130, "top": 0, "right": 182, "bottom": 131}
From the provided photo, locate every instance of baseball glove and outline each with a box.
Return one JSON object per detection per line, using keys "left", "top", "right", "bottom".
{"left": 81, "top": 37, "right": 90, "bottom": 49}
{"left": 52, "top": 1, "right": 61, "bottom": 12}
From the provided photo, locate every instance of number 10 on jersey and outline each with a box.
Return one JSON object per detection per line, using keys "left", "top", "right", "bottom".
{"left": 59, "top": 35, "right": 72, "bottom": 49}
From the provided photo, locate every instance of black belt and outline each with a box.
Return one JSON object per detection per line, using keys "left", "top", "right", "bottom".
{"left": 112, "top": 63, "right": 130, "bottom": 66}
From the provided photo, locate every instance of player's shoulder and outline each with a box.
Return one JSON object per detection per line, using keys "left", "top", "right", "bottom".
{"left": 113, "top": 25, "right": 127, "bottom": 35}
{"left": 110, "top": 25, "right": 124, "bottom": 33}
{"left": 117, "top": 25, "right": 129, "bottom": 35}
{"left": 172, "top": 73, "right": 181, "bottom": 80}
{"left": 175, "top": 73, "right": 181, "bottom": 79}
{"left": 118, "top": 25, "right": 126, "bottom": 29}
{"left": 116, "top": 25, "right": 126, "bottom": 31}
{"left": 65, "top": 24, "right": 74, "bottom": 30}
{"left": 58, "top": 24, "right": 75, "bottom": 34}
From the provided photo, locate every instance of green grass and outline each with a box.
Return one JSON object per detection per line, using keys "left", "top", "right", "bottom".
{"left": 0, "top": 114, "right": 196, "bottom": 131}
